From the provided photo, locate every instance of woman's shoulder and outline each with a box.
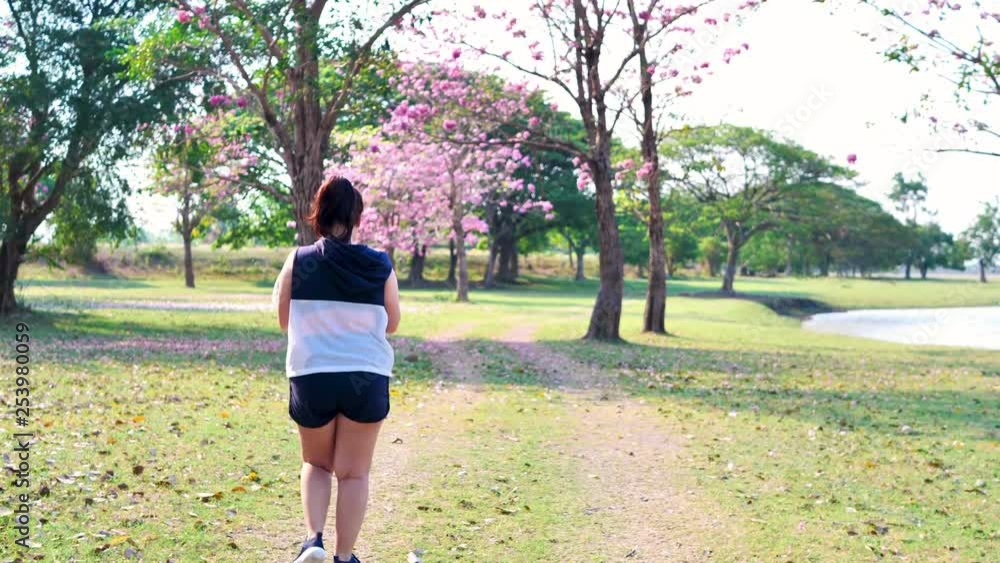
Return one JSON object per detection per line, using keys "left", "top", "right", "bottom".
{"left": 356, "top": 244, "right": 392, "bottom": 265}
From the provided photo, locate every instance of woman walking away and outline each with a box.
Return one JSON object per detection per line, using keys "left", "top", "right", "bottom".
{"left": 272, "top": 176, "right": 401, "bottom": 563}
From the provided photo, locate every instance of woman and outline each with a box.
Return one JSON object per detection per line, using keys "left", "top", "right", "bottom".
{"left": 273, "top": 176, "right": 401, "bottom": 563}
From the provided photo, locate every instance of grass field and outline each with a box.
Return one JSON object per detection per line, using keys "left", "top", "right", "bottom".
{"left": 1, "top": 253, "right": 998, "bottom": 562}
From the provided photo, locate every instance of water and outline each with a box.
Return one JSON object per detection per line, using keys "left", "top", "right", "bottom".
{"left": 802, "top": 306, "right": 1000, "bottom": 350}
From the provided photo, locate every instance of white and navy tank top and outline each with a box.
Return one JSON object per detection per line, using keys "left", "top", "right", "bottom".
{"left": 285, "top": 237, "right": 395, "bottom": 378}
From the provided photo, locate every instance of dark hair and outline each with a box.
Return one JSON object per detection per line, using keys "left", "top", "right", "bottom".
{"left": 308, "top": 176, "right": 364, "bottom": 242}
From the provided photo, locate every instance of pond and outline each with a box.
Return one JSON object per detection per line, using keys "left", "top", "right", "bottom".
{"left": 802, "top": 306, "right": 1000, "bottom": 350}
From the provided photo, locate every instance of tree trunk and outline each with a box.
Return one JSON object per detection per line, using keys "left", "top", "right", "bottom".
{"left": 483, "top": 242, "right": 498, "bottom": 288}
{"left": 408, "top": 247, "right": 426, "bottom": 286}
{"left": 0, "top": 236, "right": 27, "bottom": 316}
{"left": 385, "top": 247, "right": 395, "bottom": 270}
{"left": 447, "top": 239, "right": 457, "bottom": 285}
{"left": 510, "top": 242, "right": 520, "bottom": 278}
{"left": 291, "top": 158, "right": 325, "bottom": 245}
{"left": 904, "top": 259, "right": 912, "bottom": 280}
{"left": 575, "top": 247, "right": 586, "bottom": 281}
{"left": 721, "top": 225, "right": 740, "bottom": 294}
{"left": 980, "top": 259, "right": 988, "bottom": 283}
{"left": 785, "top": 238, "right": 794, "bottom": 275}
{"left": 182, "top": 231, "right": 195, "bottom": 288}
{"left": 919, "top": 262, "right": 929, "bottom": 280}
{"left": 584, "top": 161, "right": 624, "bottom": 341}
{"left": 496, "top": 235, "right": 515, "bottom": 283}
{"left": 449, "top": 173, "right": 469, "bottom": 302}
{"left": 633, "top": 16, "right": 666, "bottom": 334}
{"left": 641, "top": 176, "right": 665, "bottom": 333}
{"left": 454, "top": 234, "right": 469, "bottom": 302}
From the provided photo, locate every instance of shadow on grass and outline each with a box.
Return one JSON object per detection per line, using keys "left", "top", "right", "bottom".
{"left": 539, "top": 338, "right": 999, "bottom": 442}
{"left": 17, "top": 277, "right": 154, "bottom": 289}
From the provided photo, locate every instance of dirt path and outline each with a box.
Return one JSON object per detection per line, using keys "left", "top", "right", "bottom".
{"left": 500, "top": 325, "right": 733, "bottom": 562}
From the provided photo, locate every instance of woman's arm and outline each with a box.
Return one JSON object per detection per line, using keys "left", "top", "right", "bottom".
{"left": 273, "top": 250, "right": 296, "bottom": 332}
{"left": 383, "top": 269, "right": 401, "bottom": 334}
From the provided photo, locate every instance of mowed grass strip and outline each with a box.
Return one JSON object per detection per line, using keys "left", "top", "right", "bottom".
{"left": 376, "top": 386, "right": 598, "bottom": 562}
{"left": 2, "top": 272, "right": 998, "bottom": 560}
{"left": 541, "top": 297, "right": 999, "bottom": 561}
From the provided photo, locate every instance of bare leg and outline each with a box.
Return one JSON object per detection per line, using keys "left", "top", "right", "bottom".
{"left": 332, "top": 415, "right": 383, "bottom": 560}
{"left": 298, "top": 420, "right": 337, "bottom": 537}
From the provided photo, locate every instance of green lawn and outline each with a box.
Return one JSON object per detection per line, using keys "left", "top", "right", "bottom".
{"left": 1, "top": 270, "right": 997, "bottom": 561}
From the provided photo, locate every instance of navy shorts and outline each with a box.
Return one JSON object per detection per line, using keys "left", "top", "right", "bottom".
{"left": 288, "top": 371, "right": 390, "bottom": 427}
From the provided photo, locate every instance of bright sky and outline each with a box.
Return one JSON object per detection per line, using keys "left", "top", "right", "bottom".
{"left": 9, "top": 0, "right": 995, "bottom": 237}
{"left": 666, "top": 0, "right": 1000, "bottom": 234}
{"left": 441, "top": 0, "right": 999, "bottom": 235}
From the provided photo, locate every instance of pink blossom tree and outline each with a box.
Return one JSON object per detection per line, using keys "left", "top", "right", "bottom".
{"left": 134, "top": 0, "right": 432, "bottom": 245}
{"left": 345, "top": 137, "right": 453, "bottom": 284}
{"left": 374, "top": 61, "right": 542, "bottom": 301}
{"left": 152, "top": 106, "right": 254, "bottom": 287}
{"left": 621, "top": 0, "right": 754, "bottom": 333}
{"left": 429, "top": 0, "right": 758, "bottom": 339}
{"left": 863, "top": 0, "right": 1000, "bottom": 158}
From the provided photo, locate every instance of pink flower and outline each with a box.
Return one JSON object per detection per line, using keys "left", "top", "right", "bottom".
{"left": 452, "top": 48, "right": 462, "bottom": 59}
{"left": 209, "top": 94, "right": 229, "bottom": 107}
{"left": 638, "top": 10, "right": 651, "bottom": 21}
{"left": 705, "top": 17, "right": 718, "bottom": 25}
{"left": 528, "top": 116, "right": 541, "bottom": 128}
{"left": 474, "top": 5, "right": 487, "bottom": 18}
{"left": 286, "top": 220, "right": 297, "bottom": 229}
{"left": 846, "top": 153, "right": 857, "bottom": 165}
{"left": 176, "top": 9, "right": 192, "bottom": 23}
{"left": 192, "top": 5, "right": 206, "bottom": 15}
{"left": 442, "top": 119, "right": 458, "bottom": 132}
{"left": 236, "top": 97, "right": 248, "bottom": 108}
{"left": 647, "top": 65, "right": 656, "bottom": 75}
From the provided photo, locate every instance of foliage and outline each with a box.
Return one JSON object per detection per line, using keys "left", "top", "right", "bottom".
{"left": 661, "top": 124, "right": 854, "bottom": 290}
{"left": 864, "top": 0, "right": 1000, "bottom": 158}
{"left": 962, "top": 198, "right": 1000, "bottom": 277}
{"left": 127, "top": 0, "right": 433, "bottom": 243}
{"left": 47, "top": 169, "right": 135, "bottom": 265}
{"left": 0, "top": 0, "right": 190, "bottom": 312}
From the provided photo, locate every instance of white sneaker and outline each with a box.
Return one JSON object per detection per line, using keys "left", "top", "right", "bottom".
{"left": 293, "top": 545, "right": 327, "bottom": 563}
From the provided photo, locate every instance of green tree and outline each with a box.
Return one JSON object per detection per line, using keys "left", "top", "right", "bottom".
{"left": 864, "top": 1, "right": 1000, "bottom": 159}
{"left": 1, "top": 0, "right": 187, "bottom": 314}
{"left": 913, "top": 223, "right": 956, "bottom": 279}
{"left": 47, "top": 169, "right": 135, "bottom": 266}
{"left": 129, "top": 0, "right": 429, "bottom": 245}
{"left": 779, "top": 182, "right": 909, "bottom": 277}
{"left": 888, "top": 172, "right": 930, "bottom": 279}
{"left": 663, "top": 190, "right": 702, "bottom": 277}
{"left": 698, "top": 236, "right": 725, "bottom": 277}
{"left": 661, "top": 125, "right": 853, "bottom": 293}
{"left": 962, "top": 199, "right": 1000, "bottom": 283}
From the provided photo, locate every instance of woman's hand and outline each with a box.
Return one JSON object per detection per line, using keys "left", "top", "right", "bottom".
{"left": 273, "top": 250, "right": 295, "bottom": 332}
